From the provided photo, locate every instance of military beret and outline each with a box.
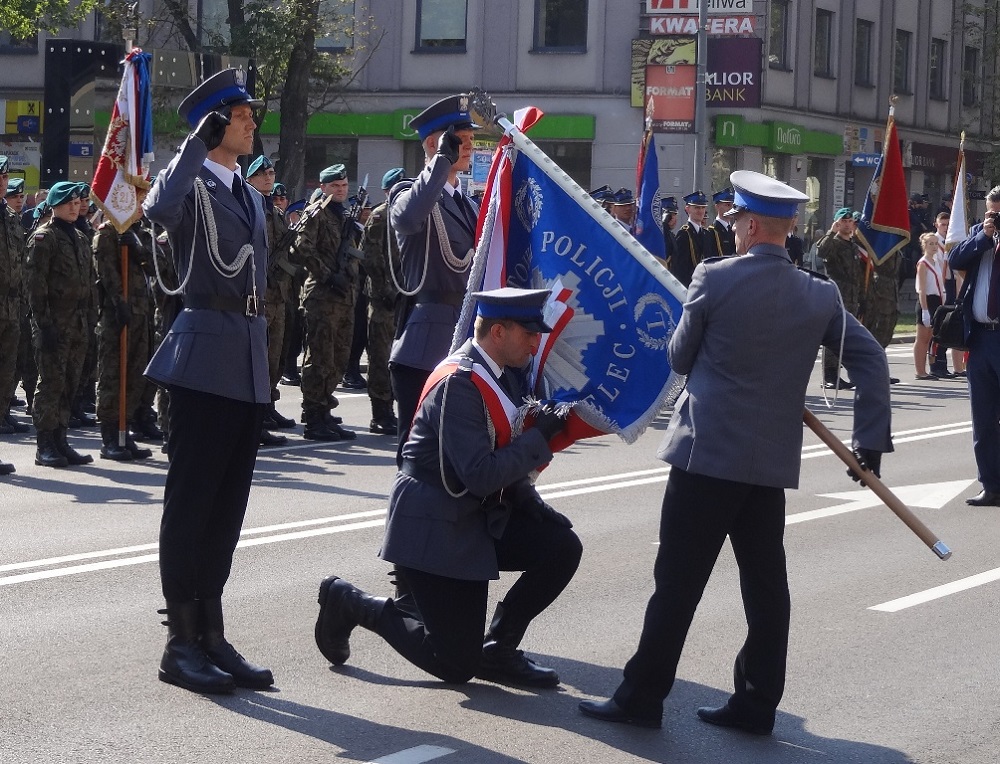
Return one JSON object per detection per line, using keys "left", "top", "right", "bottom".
{"left": 833, "top": 207, "right": 854, "bottom": 221}
{"left": 712, "top": 187, "right": 735, "bottom": 204}
{"left": 724, "top": 171, "right": 809, "bottom": 219}
{"left": 178, "top": 67, "right": 263, "bottom": 128}
{"left": 46, "top": 181, "right": 82, "bottom": 208}
{"left": 409, "top": 94, "right": 480, "bottom": 140}
{"left": 0, "top": 155, "right": 8, "bottom": 173}
{"left": 286, "top": 198, "right": 307, "bottom": 215}
{"left": 247, "top": 155, "right": 274, "bottom": 178}
{"left": 33, "top": 201, "right": 50, "bottom": 220}
{"left": 382, "top": 167, "right": 405, "bottom": 190}
{"left": 683, "top": 190, "right": 709, "bottom": 206}
{"left": 272, "top": 182, "right": 287, "bottom": 197}
{"left": 76, "top": 182, "right": 91, "bottom": 199}
{"left": 5, "top": 178, "right": 24, "bottom": 196}
{"left": 320, "top": 164, "right": 347, "bottom": 183}
{"left": 472, "top": 287, "right": 553, "bottom": 333}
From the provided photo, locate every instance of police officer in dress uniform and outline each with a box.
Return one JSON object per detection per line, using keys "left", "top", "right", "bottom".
{"left": 709, "top": 187, "right": 736, "bottom": 257}
{"left": 313, "top": 287, "right": 582, "bottom": 687}
{"left": 24, "top": 182, "right": 95, "bottom": 467}
{"left": 609, "top": 188, "right": 636, "bottom": 228}
{"left": 246, "top": 154, "right": 295, "bottom": 445}
{"left": 670, "top": 191, "right": 721, "bottom": 287}
{"left": 580, "top": 171, "right": 892, "bottom": 734}
{"left": 361, "top": 167, "right": 405, "bottom": 435}
{"left": 388, "top": 94, "right": 480, "bottom": 465}
{"left": 143, "top": 68, "right": 274, "bottom": 694}
{"left": 296, "top": 164, "right": 361, "bottom": 442}
{"left": 92, "top": 191, "right": 156, "bottom": 461}
{"left": 660, "top": 195, "right": 678, "bottom": 271}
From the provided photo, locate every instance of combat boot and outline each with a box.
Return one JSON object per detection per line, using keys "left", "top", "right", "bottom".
{"left": 199, "top": 597, "right": 274, "bottom": 689}
{"left": 1, "top": 410, "right": 30, "bottom": 434}
{"left": 264, "top": 402, "right": 296, "bottom": 429}
{"left": 34, "top": 431, "right": 69, "bottom": 468}
{"left": 315, "top": 576, "right": 387, "bottom": 666}
{"left": 369, "top": 399, "right": 398, "bottom": 435}
{"left": 302, "top": 408, "right": 341, "bottom": 441}
{"left": 130, "top": 406, "right": 163, "bottom": 441}
{"left": 54, "top": 426, "right": 93, "bottom": 465}
{"left": 69, "top": 399, "right": 97, "bottom": 428}
{"left": 158, "top": 601, "right": 235, "bottom": 694}
{"left": 324, "top": 410, "right": 357, "bottom": 440}
{"left": 475, "top": 603, "right": 559, "bottom": 688}
{"left": 260, "top": 429, "right": 287, "bottom": 447}
{"left": 125, "top": 432, "right": 153, "bottom": 460}
{"left": 99, "top": 423, "right": 134, "bottom": 461}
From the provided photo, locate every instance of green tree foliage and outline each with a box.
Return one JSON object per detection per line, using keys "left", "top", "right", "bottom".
{"left": 0, "top": 0, "right": 100, "bottom": 39}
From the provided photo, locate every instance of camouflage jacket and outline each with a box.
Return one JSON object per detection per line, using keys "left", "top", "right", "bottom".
{"left": 362, "top": 201, "right": 400, "bottom": 308}
{"left": 92, "top": 220, "right": 155, "bottom": 315}
{"left": 0, "top": 200, "right": 26, "bottom": 321}
{"left": 25, "top": 217, "right": 93, "bottom": 329}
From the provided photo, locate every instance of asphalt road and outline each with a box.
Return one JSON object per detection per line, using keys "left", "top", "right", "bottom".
{"left": 1, "top": 343, "right": 997, "bottom": 764}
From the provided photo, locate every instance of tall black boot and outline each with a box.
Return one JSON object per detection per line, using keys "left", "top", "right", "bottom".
{"left": 302, "top": 408, "right": 341, "bottom": 441}
{"left": 199, "top": 597, "right": 274, "bottom": 689}
{"left": 315, "top": 576, "right": 387, "bottom": 666}
{"left": 54, "top": 426, "right": 93, "bottom": 465}
{"left": 266, "top": 402, "right": 296, "bottom": 429}
{"left": 476, "top": 602, "right": 559, "bottom": 688}
{"left": 34, "top": 431, "right": 69, "bottom": 468}
{"left": 99, "top": 423, "right": 133, "bottom": 461}
{"left": 158, "top": 601, "right": 235, "bottom": 694}
{"left": 369, "top": 399, "right": 398, "bottom": 435}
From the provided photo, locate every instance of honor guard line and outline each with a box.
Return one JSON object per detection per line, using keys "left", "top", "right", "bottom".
{"left": 468, "top": 89, "right": 952, "bottom": 562}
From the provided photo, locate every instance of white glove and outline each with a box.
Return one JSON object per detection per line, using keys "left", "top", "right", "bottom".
{"left": 922, "top": 309, "right": 931, "bottom": 325}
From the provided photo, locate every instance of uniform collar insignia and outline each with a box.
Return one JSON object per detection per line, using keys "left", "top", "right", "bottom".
{"left": 205, "top": 179, "right": 217, "bottom": 191}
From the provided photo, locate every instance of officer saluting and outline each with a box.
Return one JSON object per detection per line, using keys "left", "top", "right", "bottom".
{"left": 389, "top": 94, "right": 480, "bottom": 463}
{"left": 143, "top": 68, "right": 273, "bottom": 694}
{"left": 670, "top": 190, "right": 721, "bottom": 287}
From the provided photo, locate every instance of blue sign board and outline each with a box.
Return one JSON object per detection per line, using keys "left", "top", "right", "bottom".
{"left": 16, "top": 116, "right": 39, "bottom": 134}
{"left": 852, "top": 153, "right": 881, "bottom": 167}
{"left": 69, "top": 142, "right": 94, "bottom": 158}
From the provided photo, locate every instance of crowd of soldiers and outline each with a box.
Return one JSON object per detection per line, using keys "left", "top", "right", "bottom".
{"left": 0, "top": 151, "right": 405, "bottom": 475}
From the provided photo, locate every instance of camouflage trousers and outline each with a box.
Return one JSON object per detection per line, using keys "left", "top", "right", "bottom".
{"left": 96, "top": 311, "right": 152, "bottom": 424}
{"left": 265, "top": 285, "right": 287, "bottom": 399}
{"left": 31, "top": 314, "right": 88, "bottom": 431}
{"left": 0, "top": 316, "right": 19, "bottom": 405}
{"left": 301, "top": 294, "right": 356, "bottom": 411}
{"left": 367, "top": 302, "right": 394, "bottom": 404}
{"left": 862, "top": 299, "right": 899, "bottom": 350}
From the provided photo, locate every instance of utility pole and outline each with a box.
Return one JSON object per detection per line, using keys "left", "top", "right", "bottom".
{"left": 692, "top": 0, "right": 708, "bottom": 192}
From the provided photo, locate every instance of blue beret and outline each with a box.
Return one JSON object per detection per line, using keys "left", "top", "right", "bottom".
{"left": 5, "top": 178, "right": 25, "bottom": 196}
{"left": 712, "top": 187, "right": 735, "bottom": 204}
{"left": 409, "top": 94, "right": 480, "bottom": 140}
{"left": 247, "top": 155, "right": 274, "bottom": 178}
{"left": 33, "top": 201, "right": 50, "bottom": 219}
{"left": 683, "top": 191, "right": 708, "bottom": 206}
{"left": 76, "top": 183, "right": 91, "bottom": 199}
{"left": 724, "top": 171, "right": 809, "bottom": 219}
{"left": 46, "top": 181, "right": 82, "bottom": 208}
{"left": 272, "top": 182, "right": 287, "bottom": 197}
{"left": 473, "top": 287, "right": 553, "bottom": 333}
{"left": 319, "top": 164, "right": 347, "bottom": 183}
{"left": 381, "top": 167, "right": 405, "bottom": 190}
{"left": 0, "top": 155, "right": 8, "bottom": 173}
{"left": 661, "top": 195, "right": 678, "bottom": 212}
{"left": 178, "top": 68, "right": 263, "bottom": 128}
{"left": 286, "top": 198, "right": 307, "bottom": 215}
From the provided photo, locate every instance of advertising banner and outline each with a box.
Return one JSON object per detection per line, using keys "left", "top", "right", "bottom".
{"left": 706, "top": 37, "right": 762, "bottom": 107}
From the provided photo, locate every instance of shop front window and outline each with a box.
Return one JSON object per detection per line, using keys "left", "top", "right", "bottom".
{"left": 711, "top": 147, "right": 736, "bottom": 193}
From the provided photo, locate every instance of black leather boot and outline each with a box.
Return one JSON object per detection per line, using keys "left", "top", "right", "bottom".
{"left": 99, "top": 423, "right": 133, "bottom": 461}
{"left": 266, "top": 402, "right": 296, "bottom": 429}
{"left": 369, "top": 399, "right": 397, "bottom": 435}
{"left": 158, "top": 601, "right": 235, "bottom": 694}
{"left": 324, "top": 410, "right": 356, "bottom": 440}
{"left": 54, "top": 426, "right": 93, "bottom": 465}
{"left": 303, "top": 409, "right": 341, "bottom": 441}
{"left": 130, "top": 406, "right": 163, "bottom": 441}
{"left": 260, "top": 429, "right": 288, "bottom": 447}
{"left": 0, "top": 458, "right": 14, "bottom": 475}
{"left": 34, "top": 431, "right": 69, "bottom": 468}
{"left": 70, "top": 400, "right": 97, "bottom": 428}
{"left": 475, "top": 603, "right": 559, "bottom": 688}
{"left": 198, "top": 597, "right": 274, "bottom": 689}
{"left": 125, "top": 432, "right": 153, "bottom": 460}
{"left": 315, "top": 576, "right": 387, "bottom": 666}
{"left": 1, "top": 409, "right": 30, "bottom": 434}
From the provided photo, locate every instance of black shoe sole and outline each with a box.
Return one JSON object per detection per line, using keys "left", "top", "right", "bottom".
{"left": 315, "top": 577, "right": 351, "bottom": 665}
{"left": 578, "top": 701, "right": 662, "bottom": 728}
{"left": 475, "top": 669, "right": 561, "bottom": 689}
{"left": 158, "top": 669, "right": 235, "bottom": 694}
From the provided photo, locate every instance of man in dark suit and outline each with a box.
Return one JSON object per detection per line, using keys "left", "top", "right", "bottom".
{"left": 389, "top": 94, "right": 481, "bottom": 464}
{"left": 949, "top": 185, "right": 1000, "bottom": 506}
{"left": 670, "top": 190, "right": 721, "bottom": 287}
{"left": 143, "top": 68, "right": 274, "bottom": 694}
{"left": 709, "top": 187, "right": 736, "bottom": 256}
{"left": 580, "top": 171, "right": 892, "bottom": 735}
{"left": 314, "top": 288, "right": 582, "bottom": 688}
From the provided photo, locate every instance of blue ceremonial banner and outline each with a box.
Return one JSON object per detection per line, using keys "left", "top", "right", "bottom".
{"left": 455, "top": 110, "right": 686, "bottom": 446}
{"left": 633, "top": 129, "right": 665, "bottom": 259}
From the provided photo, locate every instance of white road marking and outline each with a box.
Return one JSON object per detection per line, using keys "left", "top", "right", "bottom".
{"left": 368, "top": 745, "right": 455, "bottom": 763}
{"left": 786, "top": 480, "right": 976, "bottom": 525}
{"left": 869, "top": 568, "right": 1000, "bottom": 612}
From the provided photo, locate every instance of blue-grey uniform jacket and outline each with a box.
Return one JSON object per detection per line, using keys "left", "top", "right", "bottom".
{"left": 659, "top": 244, "right": 892, "bottom": 489}
{"left": 389, "top": 155, "right": 478, "bottom": 371}
{"left": 143, "top": 134, "right": 270, "bottom": 404}
{"left": 379, "top": 340, "right": 552, "bottom": 580}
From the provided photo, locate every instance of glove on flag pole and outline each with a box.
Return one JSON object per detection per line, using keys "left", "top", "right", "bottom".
{"left": 90, "top": 48, "right": 155, "bottom": 233}
{"left": 855, "top": 99, "right": 911, "bottom": 265}
{"left": 632, "top": 98, "right": 666, "bottom": 260}
{"left": 945, "top": 133, "right": 969, "bottom": 251}
{"left": 454, "top": 89, "right": 687, "bottom": 452}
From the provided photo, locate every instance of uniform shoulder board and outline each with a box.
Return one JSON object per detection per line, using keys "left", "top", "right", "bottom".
{"left": 701, "top": 255, "right": 726, "bottom": 265}
{"left": 456, "top": 355, "right": 475, "bottom": 376}
{"left": 33, "top": 231, "right": 46, "bottom": 241}
{"left": 797, "top": 265, "right": 831, "bottom": 281}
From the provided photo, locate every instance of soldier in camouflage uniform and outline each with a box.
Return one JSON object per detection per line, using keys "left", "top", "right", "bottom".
{"left": 361, "top": 167, "right": 404, "bottom": 435}
{"left": 71, "top": 186, "right": 99, "bottom": 427}
{"left": 860, "top": 250, "right": 900, "bottom": 351}
{"left": 817, "top": 209, "right": 864, "bottom": 388}
{"left": 1, "top": 158, "right": 30, "bottom": 439}
{"left": 92, "top": 201, "right": 156, "bottom": 461}
{"left": 24, "top": 182, "right": 95, "bottom": 467}
{"left": 296, "top": 164, "right": 361, "bottom": 441}
{"left": 246, "top": 155, "right": 296, "bottom": 443}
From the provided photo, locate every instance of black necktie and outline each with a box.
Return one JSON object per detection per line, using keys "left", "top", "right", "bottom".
{"left": 232, "top": 175, "right": 250, "bottom": 218}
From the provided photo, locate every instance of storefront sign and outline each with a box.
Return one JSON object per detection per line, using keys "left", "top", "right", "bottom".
{"left": 646, "top": 0, "right": 752, "bottom": 14}
{"left": 646, "top": 65, "right": 697, "bottom": 133}
{"left": 631, "top": 38, "right": 697, "bottom": 107}
{"left": 715, "top": 115, "right": 841, "bottom": 155}
{"left": 650, "top": 15, "right": 756, "bottom": 34}
{"left": 706, "top": 38, "right": 761, "bottom": 107}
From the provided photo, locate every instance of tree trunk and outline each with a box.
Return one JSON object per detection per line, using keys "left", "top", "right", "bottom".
{"left": 277, "top": 0, "right": 320, "bottom": 200}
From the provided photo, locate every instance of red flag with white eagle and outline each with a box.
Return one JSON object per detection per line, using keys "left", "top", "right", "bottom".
{"left": 90, "top": 49, "right": 155, "bottom": 234}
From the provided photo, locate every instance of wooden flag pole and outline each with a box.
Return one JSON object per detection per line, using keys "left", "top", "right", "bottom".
{"left": 803, "top": 409, "right": 951, "bottom": 560}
